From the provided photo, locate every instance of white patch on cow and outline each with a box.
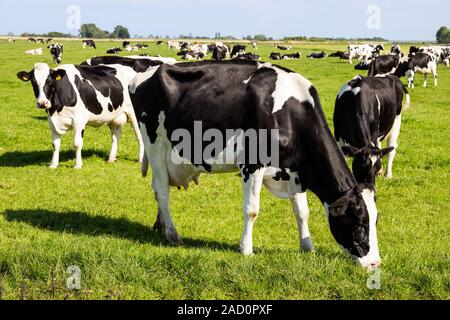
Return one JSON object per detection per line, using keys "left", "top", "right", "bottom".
{"left": 357, "top": 189, "right": 381, "bottom": 268}
{"left": 270, "top": 67, "right": 314, "bottom": 113}
{"left": 338, "top": 84, "right": 360, "bottom": 99}
{"left": 243, "top": 76, "right": 252, "bottom": 85}
{"left": 33, "top": 63, "right": 51, "bottom": 106}
{"left": 375, "top": 94, "right": 381, "bottom": 115}
{"left": 129, "top": 65, "right": 161, "bottom": 94}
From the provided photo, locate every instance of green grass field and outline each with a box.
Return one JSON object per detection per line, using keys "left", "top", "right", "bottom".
{"left": 0, "top": 39, "right": 448, "bottom": 300}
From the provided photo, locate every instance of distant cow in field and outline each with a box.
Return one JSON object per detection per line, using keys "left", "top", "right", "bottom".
{"left": 334, "top": 75, "right": 409, "bottom": 182}
{"left": 8, "top": 38, "right": 16, "bottom": 43}
{"left": 283, "top": 52, "right": 302, "bottom": 60}
{"left": 212, "top": 45, "right": 229, "bottom": 61}
{"left": 82, "top": 39, "right": 96, "bottom": 49}
{"left": 17, "top": 63, "right": 145, "bottom": 168}
{"left": 168, "top": 41, "right": 181, "bottom": 50}
{"left": 107, "top": 47, "right": 122, "bottom": 54}
{"left": 307, "top": 51, "right": 327, "bottom": 59}
{"left": 348, "top": 44, "right": 384, "bottom": 64}
{"left": 367, "top": 54, "right": 402, "bottom": 77}
{"left": 270, "top": 52, "right": 282, "bottom": 60}
{"left": 48, "top": 43, "right": 64, "bottom": 64}
{"left": 395, "top": 52, "right": 437, "bottom": 88}
{"left": 25, "top": 48, "right": 43, "bottom": 55}
{"left": 28, "top": 38, "right": 36, "bottom": 43}
{"left": 233, "top": 52, "right": 260, "bottom": 61}
{"left": 230, "top": 45, "right": 247, "bottom": 57}
{"left": 122, "top": 41, "right": 131, "bottom": 48}
{"left": 391, "top": 44, "right": 401, "bottom": 55}
{"left": 275, "top": 43, "right": 292, "bottom": 51}
{"left": 354, "top": 60, "right": 372, "bottom": 71}
{"left": 329, "top": 51, "right": 346, "bottom": 58}
{"left": 156, "top": 41, "right": 164, "bottom": 46}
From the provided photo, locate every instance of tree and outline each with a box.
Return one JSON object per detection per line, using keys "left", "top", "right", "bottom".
{"left": 79, "top": 23, "right": 110, "bottom": 38}
{"left": 112, "top": 25, "right": 130, "bottom": 39}
{"left": 436, "top": 26, "right": 450, "bottom": 44}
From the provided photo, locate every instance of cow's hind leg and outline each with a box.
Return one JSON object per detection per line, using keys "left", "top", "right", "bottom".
{"left": 126, "top": 109, "right": 145, "bottom": 163}
{"left": 385, "top": 114, "right": 402, "bottom": 179}
{"left": 73, "top": 122, "right": 86, "bottom": 169}
{"left": 239, "top": 168, "right": 265, "bottom": 256}
{"left": 108, "top": 113, "right": 128, "bottom": 163}
{"left": 291, "top": 193, "right": 314, "bottom": 252}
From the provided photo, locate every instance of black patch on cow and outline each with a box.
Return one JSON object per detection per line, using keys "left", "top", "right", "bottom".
{"left": 74, "top": 65, "right": 125, "bottom": 114}
{"left": 273, "top": 169, "right": 290, "bottom": 181}
{"left": 81, "top": 129, "right": 85, "bottom": 138}
{"left": 81, "top": 56, "right": 163, "bottom": 73}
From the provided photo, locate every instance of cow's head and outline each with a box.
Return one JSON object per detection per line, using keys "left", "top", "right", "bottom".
{"left": 342, "top": 146, "right": 394, "bottom": 184}
{"left": 17, "top": 63, "right": 74, "bottom": 110}
{"left": 326, "top": 185, "right": 381, "bottom": 269}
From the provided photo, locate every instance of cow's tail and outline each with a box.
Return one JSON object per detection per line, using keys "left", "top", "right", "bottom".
{"left": 402, "top": 85, "right": 411, "bottom": 110}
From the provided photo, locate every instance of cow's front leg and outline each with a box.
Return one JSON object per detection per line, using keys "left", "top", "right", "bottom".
{"left": 239, "top": 168, "right": 264, "bottom": 256}
{"left": 49, "top": 123, "right": 61, "bottom": 169}
{"left": 291, "top": 193, "right": 314, "bottom": 252}
{"left": 127, "top": 110, "right": 145, "bottom": 163}
{"left": 423, "top": 74, "right": 428, "bottom": 87}
{"left": 73, "top": 124, "right": 85, "bottom": 169}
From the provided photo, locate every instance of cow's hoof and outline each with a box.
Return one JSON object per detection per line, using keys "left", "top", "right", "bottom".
{"left": 74, "top": 165, "right": 82, "bottom": 170}
{"left": 167, "top": 230, "right": 183, "bottom": 246}
{"left": 107, "top": 159, "right": 117, "bottom": 164}
{"left": 239, "top": 246, "right": 254, "bottom": 257}
{"left": 49, "top": 164, "right": 58, "bottom": 169}
{"left": 301, "top": 237, "right": 315, "bottom": 252}
{"left": 385, "top": 173, "right": 393, "bottom": 180}
{"left": 153, "top": 220, "right": 164, "bottom": 234}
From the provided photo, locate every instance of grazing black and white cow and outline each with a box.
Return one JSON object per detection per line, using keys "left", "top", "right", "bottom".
{"left": 394, "top": 53, "right": 438, "bottom": 88}
{"left": 348, "top": 44, "right": 384, "bottom": 64}
{"left": 81, "top": 55, "right": 174, "bottom": 72}
{"left": 340, "top": 52, "right": 351, "bottom": 60}
{"left": 212, "top": 45, "right": 229, "bottom": 61}
{"left": 28, "top": 37, "right": 36, "bottom": 43}
{"left": 252, "top": 42, "right": 258, "bottom": 50}
{"left": 107, "top": 47, "right": 122, "bottom": 54}
{"left": 168, "top": 41, "right": 181, "bottom": 50}
{"left": 367, "top": 54, "right": 402, "bottom": 76}
{"left": 283, "top": 52, "right": 302, "bottom": 60}
{"left": 129, "top": 60, "right": 382, "bottom": 268}
{"left": 409, "top": 46, "right": 420, "bottom": 54}
{"left": 46, "top": 38, "right": 53, "bottom": 44}
{"left": 156, "top": 40, "right": 164, "bottom": 46}
{"left": 230, "top": 45, "right": 247, "bottom": 57}
{"left": 270, "top": 52, "right": 282, "bottom": 60}
{"left": 82, "top": 39, "right": 96, "bottom": 49}
{"left": 391, "top": 44, "right": 401, "bottom": 55}
{"left": 307, "top": 51, "right": 327, "bottom": 59}
{"left": 334, "top": 75, "right": 409, "bottom": 183}
{"left": 354, "top": 60, "right": 372, "bottom": 71}
{"left": 8, "top": 38, "right": 16, "bottom": 43}
{"left": 181, "top": 51, "right": 205, "bottom": 60}
{"left": 37, "top": 38, "right": 45, "bottom": 44}
{"left": 329, "top": 51, "right": 346, "bottom": 58}
{"left": 48, "top": 43, "right": 64, "bottom": 64}
{"left": 233, "top": 52, "right": 260, "bottom": 61}
{"left": 122, "top": 41, "right": 131, "bottom": 48}
{"left": 136, "top": 43, "right": 149, "bottom": 49}
{"left": 275, "top": 44, "right": 292, "bottom": 51}
{"left": 17, "top": 63, "right": 144, "bottom": 169}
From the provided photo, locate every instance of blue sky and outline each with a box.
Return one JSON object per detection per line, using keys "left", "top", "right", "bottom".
{"left": 0, "top": 0, "right": 448, "bottom": 40}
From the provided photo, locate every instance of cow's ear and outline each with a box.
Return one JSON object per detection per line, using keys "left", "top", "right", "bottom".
{"left": 378, "top": 147, "right": 395, "bottom": 159}
{"left": 341, "top": 146, "right": 361, "bottom": 158}
{"left": 329, "top": 196, "right": 350, "bottom": 218}
{"left": 51, "top": 69, "right": 66, "bottom": 81}
{"left": 17, "top": 71, "right": 31, "bottom": 82}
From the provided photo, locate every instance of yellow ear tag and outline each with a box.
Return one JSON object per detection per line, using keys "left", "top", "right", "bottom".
{"left": 23, "top": 76, "right": 29, "bottom": 81}
{"left": 55, "top": 75, "right": 62, "bottom": 81}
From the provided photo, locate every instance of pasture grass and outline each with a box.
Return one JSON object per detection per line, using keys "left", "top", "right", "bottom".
{"left": 0, "top": 40, "right": 448, "bottom": 300}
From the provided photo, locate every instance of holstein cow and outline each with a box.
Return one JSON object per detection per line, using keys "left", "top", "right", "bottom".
{"left": 394, "top": 52, "right": 438, "bottom": 88}
{"left": 230, "top": 45, "right": 247, "bottom": 58}
{"left": 233, "top": 53, "right": 260, "bottom": 61}
{"left": 82, "top": 39, "right": 96, "bottom": 49}
{"left": 334, "top": 75, "right": 409, "bottom": 183}
{"left": 48, "top": 43, "right": 64, "bottom": 64}
{"left": 212, "top": 45, "right": 229, "bottom": 61}
{"left": 307, "top": 51, "right": 327, "bottom": 59}
{"left": 129, "top": 60, "right": 382, "bottom": 269}
{"left": 81, "top": 55, "right": 175, "bottom": 71}
{"left": 25, "top": 48, "right": 43, "bottom": 55}
{"left": 17, "top": 63, "right": 144, "bottom": 168}
{"left": 354, "top": 60, "right": 372, "bottom": 71}
{"left": 8, "top": 38, "right": 16, "bottom": 43}
{"left": 348, "top": 44, "right": 384, "bottom": 64}
{"left": 270, "top": 52, "right": 282, "bottom": 60}
{"left": 168, "top": 41, "right": 181, "bottom": 50}
{"left": 367, "top": 54, "right": 403, "bottom": 77}
{"left": 329, "top": 51, "right": 346, "bottom": 58}
{"left": 107, "top": 47, "right": 122, "bottom": 54}
{"left": 391, "top": 44, "right": 402, "bottom": 55}
{"left": 28, "top": 37, "right": 37, "bottom": 43}
{"left": 122, "top": 41, "right": 131, "bottom": 48}
{"left": 275, "top": 44, "right": 292, "bottom": 51}
{"left": 283, "top": 52, "right": 302, "bottom": 60}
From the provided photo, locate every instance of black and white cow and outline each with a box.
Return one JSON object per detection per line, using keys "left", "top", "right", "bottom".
{"left": 307, "top": 51, "right": 327, "bottom": 59}
{"left": 270, "top": 52, "right": 282, "bottom": 60}
{"left": 409, "top": 46, "right": 420, "bottom": 54}
{"left": 334, "top": 75, "right": 409, "bottom": 183}
{"left": 275, "top": 44, "right": 292, "bottom": 51}
{"left": 180, "top": 51, "right": 205, "bottom": 60}
{"left": 212, "top": 45, "right": 229, "bottom": 61}
{"left": 230, "top": 45, "right": 247, "bottom": 57}
{"left": 391, "top": 44, "right": 401, "bottom": 55}
{"left": 129, "top": 60, "right": 382, "bottom": 268}
{"left": 48, "top": 43, "right": 64, "bottom": 64}
{"left": 354, "top": 60, "right": 372, "bottom": 71}
{"left": 367, "top": 54, "right": 402, "bottom": 77}
{"left": 156, "top": 40, "right": 164, "bottom": 46}
{"left": 394, "top": 52, "right": 438, "bottom": 88}
{"left": 8, "top": 38, "right": 16, "bottom": 43}
{"left": 82, "top": 39, "right": 96, "bottom": 49}
{"left": 233, "top": 52, "right": 260, "bottom": 61}
{"left": 107, "top": 47, "right": 122, "bottom": 54}
{"left": 37, "top": 38, "right": 45, "bottom": 44}
{"left": 283, "top": 52, "right": 302, "bottom": 60}
{"left": 17, "top": 63, "right": 144, "bottom": 169}
{"left": 28, "top": 37, "right": 36, "bottom": 43}
{"left": 168, "top": 41, "right": 181, "bottom": 50}
{"left": 348, "top": 44, "right": 384, "bottom": 64}
{"left": 122, "top": 41, "right": 131, "bottom": 48}
{"left": 329, "top": 51, "right": 346, "bottom": 58}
